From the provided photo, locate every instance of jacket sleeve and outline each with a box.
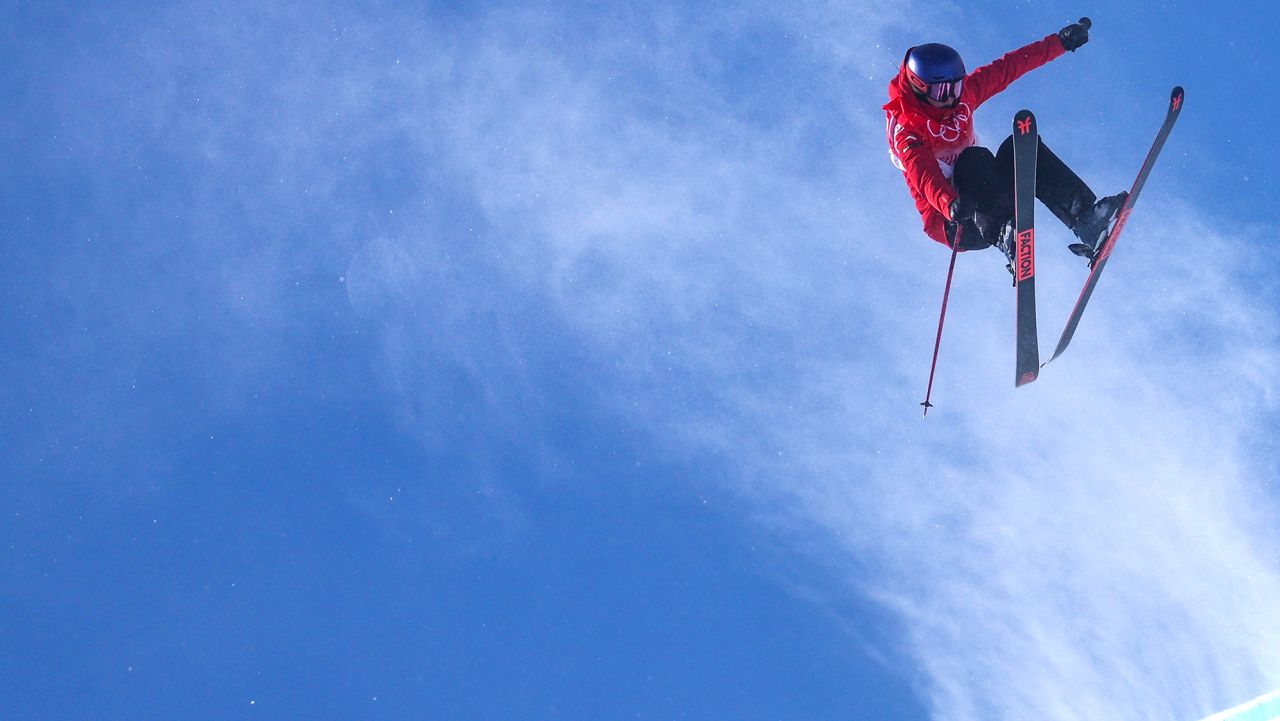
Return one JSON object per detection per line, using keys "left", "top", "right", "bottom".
{"left": 897, "top": 134, "right": 958, "bottom": 219}
{"left": 966, "top": 34, "right": 1066, "bottom": 109}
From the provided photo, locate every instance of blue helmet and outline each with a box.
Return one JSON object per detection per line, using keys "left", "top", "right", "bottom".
{"left": 904, "top": 43, "right": 966, "bottom": 104}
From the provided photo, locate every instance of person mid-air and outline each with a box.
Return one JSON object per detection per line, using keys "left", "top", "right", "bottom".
{"left": 884, "top": 19, "right": 1126, "bottom": 270}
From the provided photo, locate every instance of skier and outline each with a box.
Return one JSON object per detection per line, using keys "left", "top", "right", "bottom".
{"left": 884, "top": 19, "right": 1127, "bottom": 268}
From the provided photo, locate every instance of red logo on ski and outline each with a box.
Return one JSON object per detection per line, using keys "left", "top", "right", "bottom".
{"left": 1016, "top": 117, "right": 1034, "bottom": 135}
{"left": 1016, "top": 229, "right": 1035, "bottom": 282}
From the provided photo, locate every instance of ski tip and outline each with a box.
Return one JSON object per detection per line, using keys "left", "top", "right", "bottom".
{"left": 1171, "top": 86, "right": 1185, "bottom": 111}
{"left": 1016, "top": 370, "right": 1038, "bottom": 387}
{"left": 1013, "top": 109, "right": 1036, "bottom": 136}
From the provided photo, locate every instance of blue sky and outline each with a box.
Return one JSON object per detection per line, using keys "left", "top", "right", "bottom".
{"left": 4, "top": 2, "right": 1280, "bottom": 720}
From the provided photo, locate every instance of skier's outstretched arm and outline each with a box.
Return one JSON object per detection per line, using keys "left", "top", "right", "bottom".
{"left": 966, "top": 19, "right": 1091, "bottom": 107}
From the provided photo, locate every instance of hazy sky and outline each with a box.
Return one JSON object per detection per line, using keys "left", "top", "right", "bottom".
{"left": 4, "top": 2, "right": 1279, "bottom": 720}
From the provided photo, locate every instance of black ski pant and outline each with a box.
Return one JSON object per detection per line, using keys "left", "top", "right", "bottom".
{"left": 945, "top": 135, "right": 1096, "bottom": 250}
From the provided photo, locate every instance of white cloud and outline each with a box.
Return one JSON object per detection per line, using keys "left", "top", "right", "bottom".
{"left": 394, "top": 7, "right": 1280, "bottom": 721}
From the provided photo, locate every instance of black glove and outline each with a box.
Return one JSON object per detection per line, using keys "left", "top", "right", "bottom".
{"left": 1059, "top": 17, "right": 1091, "bottom": 52}
{"left": 948, "top": 195, "right": 978, "bottom": 223}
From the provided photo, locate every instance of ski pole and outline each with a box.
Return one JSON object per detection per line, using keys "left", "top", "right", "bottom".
{"left": 921, "top": 225, "right": 963, "bottom": 416}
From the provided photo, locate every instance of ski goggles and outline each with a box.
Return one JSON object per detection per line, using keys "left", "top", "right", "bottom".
{"left": 907, "top": 71, "right": 963, "bottom": 103}
{"left": 924, "top": 78, "right": 963, "bottom": 103}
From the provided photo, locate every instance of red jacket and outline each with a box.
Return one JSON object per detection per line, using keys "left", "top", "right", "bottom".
{"left": 884, "top": 35, "right": 1066, "bottom": 246}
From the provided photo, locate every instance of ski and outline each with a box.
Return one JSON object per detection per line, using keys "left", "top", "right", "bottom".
{"left": 1012, "top": 109, "right": 1039, "bottom": 386}
{"left": 1047, "top": 86, "right": 1184, "bottom": 364}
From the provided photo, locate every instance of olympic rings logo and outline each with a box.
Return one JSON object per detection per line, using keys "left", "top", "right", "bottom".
{"left": 926, "top": 103, "right": 972, "bottom": 143}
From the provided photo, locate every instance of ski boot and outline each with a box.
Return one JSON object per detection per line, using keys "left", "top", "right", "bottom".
{"left": 992, "top": 219, "right": 1017, "bottom": 285}
{"left": 1067, "top": 192, "right": 1128, "bottom": 259}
